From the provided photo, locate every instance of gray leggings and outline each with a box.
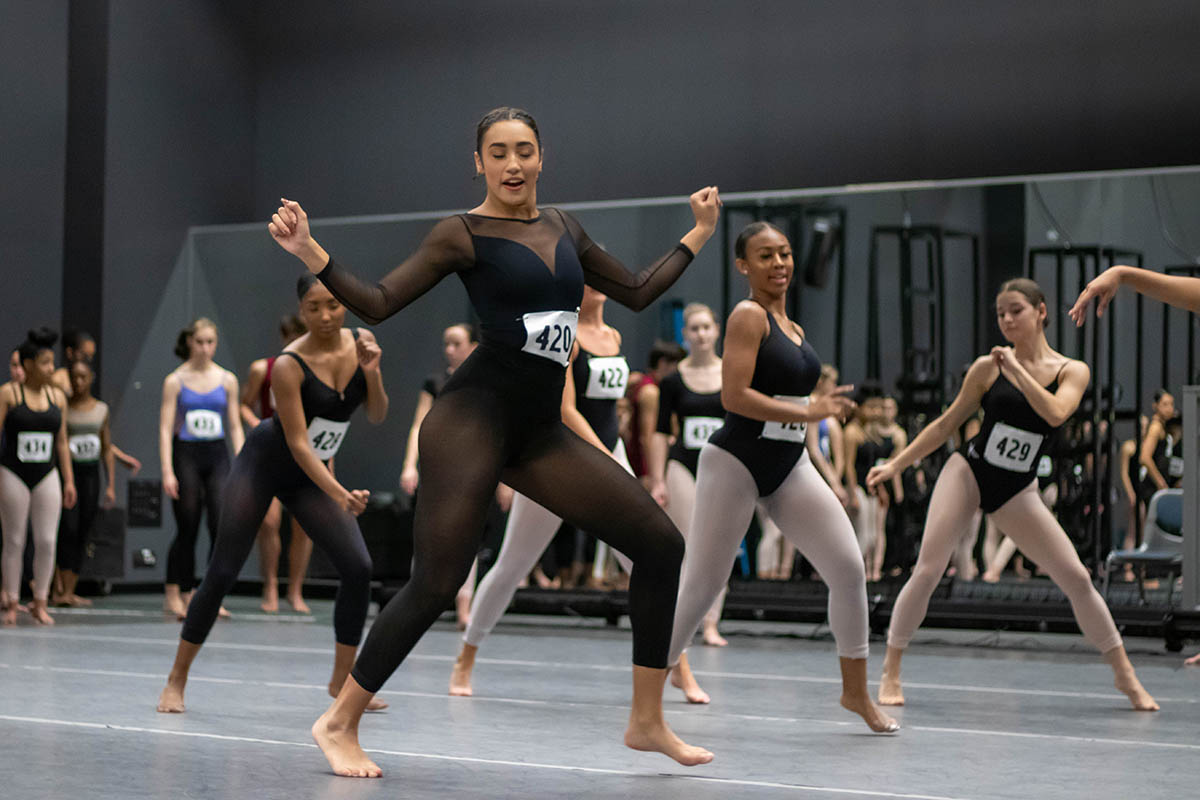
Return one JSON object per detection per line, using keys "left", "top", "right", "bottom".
{"left": 669, "top": 444, "right": 869, "bottom": 664}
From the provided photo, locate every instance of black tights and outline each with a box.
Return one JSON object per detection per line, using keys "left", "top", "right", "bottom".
{"left": 167, "top": 440, "right": 228, "bottom": 591}
{"left": 57, "top": 463, "right": 101, "bottom": 573}
{"left": 351, "top": 370, "right": 684, "bottom": 693}
{"left": 181, "top": 425, "right": 372, "bottom": 646}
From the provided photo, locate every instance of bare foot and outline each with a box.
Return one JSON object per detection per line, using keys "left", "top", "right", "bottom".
{"left": 70, "top": 594, "right": 92, "bottom": 607}
{"left": 877, "top": 672, "right": 905, "bottom": 706}
{"left": 312, "top": 710, "right": 382, "bottom": 778}
{"left": 1185, "top": 653, "right": 1200, "bottom": 667}
{"left": 1, "top": 605, "right": 16, "bottom": 626}
{"left": 164, "top": 597, "right": 188, "bottom": 619}
{"left": 287, "top": 595, "right": 311, "bottom": 614}
{"left": 701, "top": 626, "right": 728, "bottom": 648}
{"left": 261, "top": 587, "right": 279, "bottom": 613}
{"left": 157, "top": 680, "right": 186, "bottom": 713}
{"left": 624, "top": 718, "right": 713, "bottom": 766}
{"left": 28, "top": 601, "right": 54, "bottom": 625}
{"left": 841, "top": 692, "right": 900, "bottom": 732}
{"left": 669, "top": 665, "right": 710, "bottom": 705}
{"left": 981, "top": 570, "right": 1001, "bottom": 584}
{"left": 449, "top": 652, "right": 475, "bottom": 697}
{"left": 1114, "top": 669, "right": 1159, "bottom": 711}
{"left": 217, "top": 605, "right": 231, "bottom": 619}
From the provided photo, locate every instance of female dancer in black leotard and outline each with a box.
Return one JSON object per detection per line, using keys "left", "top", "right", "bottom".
{"left": 269, "top": 107, "right": 720, "bottom": 776}
{"left": 0, "top": 329, "right": 76, "bottom": 625}
{"left": 157, "top": 275, "right": 388, "bottom": 714}
{"left": 872, "top": 278, "right": 1158, "bottom": 711}
{"left": 666, "top": 223, "right": 897, "bottom": 733}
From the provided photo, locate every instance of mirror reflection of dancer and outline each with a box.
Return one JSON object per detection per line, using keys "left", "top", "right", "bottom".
{"left": 1071, "top": 265, "right": 1200, "bottom": 668}
{"left": 400, "top": 322, "right": 495, "bottom": 628}
{"left": 448, "top": 284, "right": 636, "bottom": 697}
{"left": 240, "top": 314, "right": 314, "bottom": 613}
{"left": 667, "top": 223, "right": 898, "bottom": 733}
{"left": 159, "top": 318, "right": 244, "bottom": 619}
{"left": 872, "top": 279, "right": 1158, "bottom": 711}
{"left": 269, "top": 107, "right": 722, "bottom": 776}
{"left": 1, "top": 329, "right": 77, "bottom": 625}
{"left": 157, "top": 275, "right": 389, "bottom": 714}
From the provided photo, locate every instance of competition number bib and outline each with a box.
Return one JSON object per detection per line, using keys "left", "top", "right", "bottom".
{"left": 1168, "top": 456, "right": 1184, "bottom": 479}
{"left": 983, "top": 422, "right": 1043, "bottom": 473}
{"left": 184, "top": 409, "right": 224, "bottom": 440}
{"left": 761, "top": 396, "right": 809, "bottom": 443}
{"left": 69, "top": 433, "right": 102, "bottom": 463}
{"left": 522, "top": 309, "right": 578, "bottom": 367}
{"left": 308, "top": 417, "right": 350, "bottom": 460}
{"left": 1036, "top": 455, "right": 1053, "bottom": 478}
{"left": 16, "top": 432, "right": 53, "bottom": 464}
{"left": 682, "top": 416, "right": 723, "bottom": 450}
{"left": 584, "top": 356, "right": 629, "bottom": 399}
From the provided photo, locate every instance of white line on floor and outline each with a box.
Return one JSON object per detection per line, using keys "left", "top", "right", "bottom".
{"left": 0, "top": 712, "right": 972, "bottom": 800}
{"left": 46, "top": 607, "right": 316, "bottom": 622}
{"left": 3, "top": 661, "right": 1195, "bottom": 752}
{"left": 7, "top": 629, "right": 1195, "bottom": 704}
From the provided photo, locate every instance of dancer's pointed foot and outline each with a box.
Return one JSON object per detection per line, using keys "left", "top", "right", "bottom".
{"left": 701, "top": 624, "right": 728, "bottom": 648}
{"left": 841, "top": 691, "right": 899, "bottom": 732}
{"left": 449, "top": 644, "right": 476, "bottom": 697}
{"left": 624, "top": 717, "right": 713, "bottom": 766}
{"left": 670, "top": 658, "right": 710, "bottom": 705}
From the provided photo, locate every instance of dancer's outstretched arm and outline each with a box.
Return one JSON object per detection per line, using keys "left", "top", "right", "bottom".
{"left": 1070, "top": 265, "right": 1200, "bottom": 324}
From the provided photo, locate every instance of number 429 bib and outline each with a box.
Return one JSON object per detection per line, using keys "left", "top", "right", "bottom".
{"left": 761, "top": 396, "right": 810, "bottom": 443}
{"left": 983, "top": 422, "right": 1043, "bottom": 473}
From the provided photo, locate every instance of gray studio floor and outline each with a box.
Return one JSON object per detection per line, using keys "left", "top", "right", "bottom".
{"left": 1, "top": 596, "right": 1197, "bottom": 800}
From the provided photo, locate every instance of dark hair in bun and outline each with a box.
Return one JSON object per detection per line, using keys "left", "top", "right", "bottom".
{"left": 18, "top": 327, "right": 58, "bottom": 363}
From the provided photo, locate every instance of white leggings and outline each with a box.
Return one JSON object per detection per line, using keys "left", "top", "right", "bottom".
{"left": 0, "top": 466, "right": 62, "bottom": 602}
{"left": 887, "top": 453, "right": 1122, "bottom": 652}
{"left": 664, "top": 459, "right": 729, "bottom": 629}
{"left": 463, "top": 440, "right": 635, "bottom": 647}
{"left": 669, "top": 445, "right": 869, "bottom": 664}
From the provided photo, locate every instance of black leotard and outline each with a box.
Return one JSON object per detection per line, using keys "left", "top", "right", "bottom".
{"left": 571, "top": 345, "right": 629, "bottom": 450}
{"left": 181, "top": 343, "right": 371, "bottom": 647}
{"left": 422, "top": 369, "right": 451, "bottom": 399}
{"left": 655, "top": 370, "right": 724, "bottom": 477}
{"left": 1, "top": 385, "right": 61, "bottom": 488}
{"left": 317, "top": 208, "right": 694, "bottom": 692}
{"left": 708, "top": 310, "right": 822, "bottom": 496}
{"left": 964, "top": 366, "right": 1066, "bottom": 513}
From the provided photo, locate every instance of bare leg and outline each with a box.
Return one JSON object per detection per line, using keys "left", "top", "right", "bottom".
{"left": 157, "top": 639, "right": 201, "bottom": 712}
{"left": 312, "top": 676, "right": 383, "bottom": 778}
{"left": 449, "top": 642, "right": 477, "bottom": 697}
{"left": 258, "top": 500, "right": 283, "bottom": 612}
{"left": 330, "top": 643, "right": 388, "bottom": 710}
{"left": 878, "top": 645, "right": 905, "bottom": 706}
{"left": 623, "top": 665, "right": 714, "bottom": 765}
{"left": 870, "top": 495, "right": 888, "bottom": 582}
{"left": 839, "top": 657, "right": 898, "bottom": 732}
{"left": 286, "top": 516, "right": 313, "bottom": 613}
{"left": 164, "top": 583, "right": 187, "bottom": 617}
{"left": 669, "top": 651, "right": 710, "bottom": 704}
{"left": 982, "top": 534, "right": 1018, "bottom": 582}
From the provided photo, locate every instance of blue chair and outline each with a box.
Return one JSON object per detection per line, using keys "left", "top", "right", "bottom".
{"left": 1103, "top": 489, "right": 1183, "bottom": 605}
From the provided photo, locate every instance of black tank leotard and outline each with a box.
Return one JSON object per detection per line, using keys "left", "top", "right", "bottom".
{"left": 1, "top": 384, "right": 61, "bottom": 488}
{"left": 655, "top": 370, "right": 724, "bottom": 477}
{"left": 708, "top": 309, "right": 822, "bottom": 496}
{"left": 963, "top": 365, "right": 1067, "bottom": 513}
{"left": 316, "top": 207, "right": 695, "bottom": 691}
{"left": 571, "top": 346, "right": 629, "bottom": 451}
{"left": 181, "top": 343, "right": 372, "bottom": 647}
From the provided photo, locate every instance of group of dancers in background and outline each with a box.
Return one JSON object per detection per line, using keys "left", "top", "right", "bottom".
{"left": 3, "top": 106, "right": 1195, "bottom": 779}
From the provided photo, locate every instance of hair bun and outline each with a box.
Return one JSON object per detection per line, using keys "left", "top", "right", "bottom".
{"left": 26, "top": 327, "right": 58, "bottom": 349}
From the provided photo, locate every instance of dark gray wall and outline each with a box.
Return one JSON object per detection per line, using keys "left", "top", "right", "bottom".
{"left": 100, "top": 0, "right": 257, "bottom": 581}
{"left": 250, "top": 0, "right": 1200, "bottom": 217}
{"left": 0, "top": 1, "right": 68, "bottom": 357}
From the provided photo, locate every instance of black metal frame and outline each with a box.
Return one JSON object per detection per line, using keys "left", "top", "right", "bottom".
{"left": 1026, "top": 246, "right": 1143, "bottom": 571}
{"left": 865, "top": 226, "right": 980, "bottom": 414}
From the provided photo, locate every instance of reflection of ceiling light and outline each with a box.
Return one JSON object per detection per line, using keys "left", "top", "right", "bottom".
{"left": 803, "top": 217, "right": 840, "bottom": 289}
